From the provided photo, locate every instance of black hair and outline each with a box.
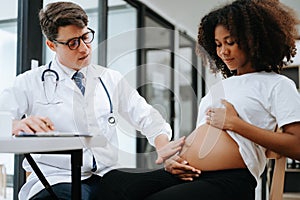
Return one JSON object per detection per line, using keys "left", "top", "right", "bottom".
{"left": 197, "top": 0, "right": 299, "bottom": 78}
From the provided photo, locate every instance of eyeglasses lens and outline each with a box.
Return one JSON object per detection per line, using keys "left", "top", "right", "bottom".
{"left": 68, "top": 31, "right": 94, "bottom": 50}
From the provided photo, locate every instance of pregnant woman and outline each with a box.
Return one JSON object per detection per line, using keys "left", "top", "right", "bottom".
{"left": 100, "top": 0, "right": 300, "bottom": 199}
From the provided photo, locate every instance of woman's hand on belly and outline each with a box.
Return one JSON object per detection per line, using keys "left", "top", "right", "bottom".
{"left": 164, "top": 155, "right": 201, "bottom": 181}
{"left": 206, "top": 99, "right": 238, "bottom": 130}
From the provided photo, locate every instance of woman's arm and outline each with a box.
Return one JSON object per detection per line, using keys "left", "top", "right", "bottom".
{"left": 207, "top": 100, "right": 300, "bottom": 160}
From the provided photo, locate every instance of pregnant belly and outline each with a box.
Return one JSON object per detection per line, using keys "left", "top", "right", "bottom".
{"left": 179, "top": 124, "right": 246, "bottom": 171}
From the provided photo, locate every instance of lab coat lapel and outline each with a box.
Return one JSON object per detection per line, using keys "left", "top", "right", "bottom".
{"left": 51, "top": 61, "right": 81, "bottom": 94}
{"left": 85, "top": 64, "right": 105, "bottom": 98}
{"left": 88, "top": 64, "right": 105, "bottom": 79}
{"left": 84, "top": 65, "right": 107, "bottom": 136}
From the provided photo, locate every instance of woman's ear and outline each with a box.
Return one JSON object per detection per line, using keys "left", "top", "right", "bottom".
{"left": 46, "top": 39, "right": 56, "bottom": 52}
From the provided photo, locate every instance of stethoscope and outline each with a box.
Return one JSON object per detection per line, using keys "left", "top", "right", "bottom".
{"left": 41, "top": 61, "right": 116, "bottom": 126}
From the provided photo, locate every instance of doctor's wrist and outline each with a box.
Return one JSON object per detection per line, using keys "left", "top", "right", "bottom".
{"left": 154, "top": 134, "right": 170, "bottom": 150}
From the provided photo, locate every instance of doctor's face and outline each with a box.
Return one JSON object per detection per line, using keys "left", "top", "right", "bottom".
{"left": 47, "top": 25, "right": 92, "bottom": 71}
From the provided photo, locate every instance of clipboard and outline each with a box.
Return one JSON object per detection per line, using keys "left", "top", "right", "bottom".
{"left": 16, "top": 131, "right": 92, "bottom": 137}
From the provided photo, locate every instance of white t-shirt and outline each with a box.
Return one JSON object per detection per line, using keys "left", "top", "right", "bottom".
{"left": 196, "top": 71, "right": 300, "bottom": 182}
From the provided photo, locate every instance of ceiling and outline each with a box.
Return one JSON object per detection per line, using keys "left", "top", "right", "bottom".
{"left": 138, "top": 0, "right": 300, "bottom": 39}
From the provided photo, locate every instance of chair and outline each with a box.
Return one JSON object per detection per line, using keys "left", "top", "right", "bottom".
{"left": 0, "top": 164, "right": 7, "bottom": 198}
{"left": 266, "top": 126, "right": 286, "bottom": 200}
{"left": 266, "top": 150, "right": 286, "bottom": 200}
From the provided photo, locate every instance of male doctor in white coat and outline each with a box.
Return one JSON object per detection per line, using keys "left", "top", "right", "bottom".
{"left": 0, "top": 2, "right": 184, "bottom": 200}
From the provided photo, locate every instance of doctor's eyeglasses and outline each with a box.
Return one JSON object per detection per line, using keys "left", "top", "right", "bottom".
{"left": 53, "top": 28, "right": 95, "bottom": 50}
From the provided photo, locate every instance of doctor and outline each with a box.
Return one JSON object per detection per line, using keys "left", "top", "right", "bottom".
{"left": 0, "top": 2, "right": 184, "bottom": 200}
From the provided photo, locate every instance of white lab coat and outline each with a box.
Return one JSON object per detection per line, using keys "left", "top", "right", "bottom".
{"left": 0, "top": 57, "right": 172, "bottom": 200}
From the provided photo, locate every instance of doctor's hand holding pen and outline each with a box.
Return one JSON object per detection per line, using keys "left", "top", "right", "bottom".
{"left": 12, "top": 116, "right": 55, "bottom": 135}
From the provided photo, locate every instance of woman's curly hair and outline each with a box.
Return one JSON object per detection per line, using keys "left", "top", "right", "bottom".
{"left": 197, "top": 0, "right": 299, "bottom": 78}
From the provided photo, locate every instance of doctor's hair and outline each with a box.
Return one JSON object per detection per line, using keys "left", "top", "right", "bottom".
{"left": 196, "top": 0, "right": 299, "bottom": 78}
{"left": 39, "top": 1, "right": 88, "bottom": 42}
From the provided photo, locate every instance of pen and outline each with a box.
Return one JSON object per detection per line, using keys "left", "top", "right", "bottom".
{"left": 16, "top": 132, "right": 37, "bottom": 137}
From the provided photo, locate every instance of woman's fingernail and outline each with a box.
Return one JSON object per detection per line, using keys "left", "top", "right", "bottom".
{"left": 181, "top": 160, "right": 188, "bottom": 164}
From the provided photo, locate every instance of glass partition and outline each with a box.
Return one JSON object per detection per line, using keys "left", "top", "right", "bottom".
{"left": 0, "top": 0, "right": 18, "bottom": 199}
{"left": 107, "top": 0, "right": 138, "bottom": 167}
{"left": 137, "top": 14, "right": 174, "bottom": 169}
{"left": 177, "top": 33, "right": 198, "bottom": 137}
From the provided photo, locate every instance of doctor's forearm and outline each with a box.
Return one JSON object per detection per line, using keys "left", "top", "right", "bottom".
{"left": 154, "top": 134, "right": 185, "bottom": 164}
{"left": 154, "top": 134, "right": 170, "bottom": 150}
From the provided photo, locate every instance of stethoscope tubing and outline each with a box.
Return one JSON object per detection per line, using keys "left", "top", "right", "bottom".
{"left": 41, "top": 61, "right": 59, "bottom": 81}
{"left": 41, "top": 61, "right": 116, "bottom": 125}
{"left": 98, "top": 77, "right": 113, "bottom": 114}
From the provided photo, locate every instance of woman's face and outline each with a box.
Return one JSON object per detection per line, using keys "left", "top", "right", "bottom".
{"left": 214, "top": 24, "right": 254, "bottom": 75}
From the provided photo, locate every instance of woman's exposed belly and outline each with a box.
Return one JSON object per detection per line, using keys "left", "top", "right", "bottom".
{"left": 179, "top": 124, "right": 246, "bottom": 171}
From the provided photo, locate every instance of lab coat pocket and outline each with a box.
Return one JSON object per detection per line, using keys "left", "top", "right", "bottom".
{"left": 35, "top": 96, "right": 63, "bottom": 105}
{"left": 32, "top": 90, "right": 64, "bottom": 119}
{"left": 35, "top": 79, "right": 64, "bottom": 105}
{"left": 35, "top": 91, "right": 63, "bottom": 105}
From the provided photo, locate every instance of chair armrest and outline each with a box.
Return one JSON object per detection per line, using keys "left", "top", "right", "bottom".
{"left": 266, "top": 149, "right": 282, "bottom": 159}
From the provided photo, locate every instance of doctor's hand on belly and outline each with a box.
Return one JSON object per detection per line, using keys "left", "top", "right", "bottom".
{"left": 155, "top": 136, "right": 186, "bottom": 165}
{"left": 12, "top": 116, "right": 55, "bottom": 135}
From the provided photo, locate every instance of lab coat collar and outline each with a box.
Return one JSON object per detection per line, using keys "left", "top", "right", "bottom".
{"left": 50, "top": 57, "right": 106, "bottom": 96}
{"left": 50, "top": 57, "right": 82, "bottom": 95}
{"left": 51, "top": 57, "right": 70, "bottom": 81}
{"left": 52, "top": 56, "right": 89, "bottom": 81}
{"left": 87, "top": 64, "right": 105, "bottom": 79}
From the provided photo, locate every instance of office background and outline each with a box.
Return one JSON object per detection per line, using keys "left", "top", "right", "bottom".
{"left": 0, "top": 0, "right": 299, "bottom": 199}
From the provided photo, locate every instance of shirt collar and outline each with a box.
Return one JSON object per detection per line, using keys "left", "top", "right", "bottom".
{"left": 54, "top": 56, "right": 88, "bottom": 79}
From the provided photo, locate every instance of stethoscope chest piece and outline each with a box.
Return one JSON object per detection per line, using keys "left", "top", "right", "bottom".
{"left": 108, "top": 113, "right": 117, "bottom": 126}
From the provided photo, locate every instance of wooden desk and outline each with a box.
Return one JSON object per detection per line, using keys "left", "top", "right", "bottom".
{"left": 0, "top": 135, "right": 106, "bottom": 200}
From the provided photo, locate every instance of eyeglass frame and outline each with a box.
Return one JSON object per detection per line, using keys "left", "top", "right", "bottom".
{"left": 53, "top": 27, "right": 95, "bottom": 50}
